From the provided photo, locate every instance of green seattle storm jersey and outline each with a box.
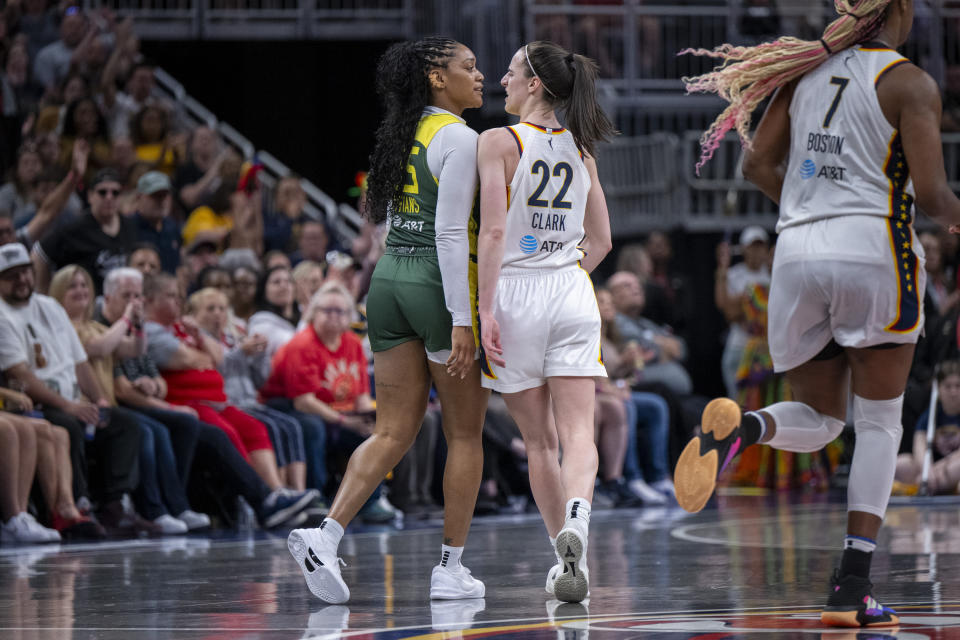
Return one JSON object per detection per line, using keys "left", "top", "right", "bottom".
{"left": 385, "top": 112, "right": 461, "bottom": 251}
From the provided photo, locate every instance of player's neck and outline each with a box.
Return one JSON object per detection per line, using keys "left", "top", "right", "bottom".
{"left": 519, "top": 104, "right": 560, "bottom": 129}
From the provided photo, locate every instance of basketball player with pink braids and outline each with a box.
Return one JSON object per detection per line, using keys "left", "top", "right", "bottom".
{"left": 673, "top": 0, "right": 960, "bottom": 628}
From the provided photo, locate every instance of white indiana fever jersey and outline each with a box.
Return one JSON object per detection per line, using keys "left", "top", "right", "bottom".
{"left": 501, "top": 123, "right": 592, "bottom": 270}
{"left": 779, "top": 44, "right": 914, "bottom": 232}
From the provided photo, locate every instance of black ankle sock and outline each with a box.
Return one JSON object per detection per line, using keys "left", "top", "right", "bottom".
{"left": 839, "top": 548, "right": 872, "bottom": 579}
{"left": 740, "top": 412, "right": 763, "bottom": 447}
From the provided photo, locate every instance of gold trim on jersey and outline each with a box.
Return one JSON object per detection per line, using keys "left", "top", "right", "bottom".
{"left": 874, "top": 58, "right": 908, "bottom": 87}
{"left": 882, "top": 130, "right": 920, "bottom": 334}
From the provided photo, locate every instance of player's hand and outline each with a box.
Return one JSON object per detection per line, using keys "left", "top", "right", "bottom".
{"left": 479, "top": 312, "right": 505, "bottom": 368}
{"left": 446, "top": 326, "right": 475, "bottom": 379}
{"left": 950, "top": 224, "right": 960, "bottom": 235}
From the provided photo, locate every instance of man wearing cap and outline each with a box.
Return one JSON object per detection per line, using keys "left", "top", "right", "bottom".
{"left": 715, "top": 225, "right": 772, "bottom": 398}
{"left": 0, "top": 242, "right": 146, "bottom": 533}
{"left": 133, "top": 171, "right": 181, "bottom": 274}
{"left": 32, "top": 168, "right": 135, "bottom": 294}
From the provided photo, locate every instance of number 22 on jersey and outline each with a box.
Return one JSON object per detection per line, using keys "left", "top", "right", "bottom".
{"left": 527, "top": 160, "right": 574, "bottom": 209}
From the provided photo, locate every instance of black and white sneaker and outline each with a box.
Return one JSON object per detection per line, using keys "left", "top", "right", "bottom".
{"left": 288, "top": 527, "right": 350, "bottom": 603}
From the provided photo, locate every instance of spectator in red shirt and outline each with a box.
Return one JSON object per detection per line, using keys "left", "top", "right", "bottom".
{"left": 261, "top": 281, "right": 373, "bottom": 427}
{"left": 261, "top": 282, "right": 394, "bottom": 522}
{"left": 142, "top": 271, "right": 288, "bottom": 493}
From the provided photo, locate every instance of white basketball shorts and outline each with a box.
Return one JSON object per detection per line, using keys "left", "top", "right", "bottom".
{"left": 480, "top": 265, "right": 606, "bottom": 393}
{"left": 769, "top": 215, "right": 926, "bottom": 373}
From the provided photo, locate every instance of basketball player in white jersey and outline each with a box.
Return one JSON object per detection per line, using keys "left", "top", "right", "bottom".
{"left": 674, "top": 0, "right": 960, "bottom": 628}
{"left": 477, "top": 40, "right": 615, "bottom": 603}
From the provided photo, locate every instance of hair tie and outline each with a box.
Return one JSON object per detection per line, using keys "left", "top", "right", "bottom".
{"left": 565, "top": 53, "right": 575, "bottom": 66}
{"left": 524, "top": 44, "right": 557, "bottom": 98}
{"left": 820, "top": 38, "right": 833, "bottom": 54}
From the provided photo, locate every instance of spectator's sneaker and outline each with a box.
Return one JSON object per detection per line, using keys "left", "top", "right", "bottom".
{"left": 675, "top": 397, "right": 743, "bottom": 513}
{"left": 602, "top": 479, "right": 644, "bottom": 508}
{"left": 430, "top": 564, "right": 485, "bottom": 599}
{"left": 652, "top": 478, "right": 676, "bottom": 499}
{"left": 821, "top": 570, "right": 899, "bottom": 628}
{"left": 430, "top": 598, "right": 485, "bottom": 631}
{"left": 627, "top": 479, "right": 667, "bottom": 505}
{"left": 288, "top": 527, "right": 350, "bottom": 603}
{"left": 153, "top": 514, "right": 189, "bottom": 535}
{"left": 553, "top": 525, "right": 589, "bottom": 603}
{"left": 260, "top": 489, "right": 318, "bottom": 529}
{"left": 98, "top": 496, "right": 163, "bottom": 536}
{"left": 177, "top": 510, "right": 211, "bottom": 531}
{"left": 358, "top": 495, "right": 399, "bottom": 524}
{"left": 52, "top": 513, "right": 106, "bottom": 540}
{"left": 1, "top": 513, "right": 61, "bottom": 543}
{"left": 23, "top": 513, "right": 62, "bottom": 542}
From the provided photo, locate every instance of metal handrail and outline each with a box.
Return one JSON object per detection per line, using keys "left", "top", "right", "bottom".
{"left": 152, "top": 65, "right": 359, "bottom": 238}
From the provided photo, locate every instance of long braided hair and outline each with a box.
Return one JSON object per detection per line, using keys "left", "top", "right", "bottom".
{"left": 684, "top": 0, "right": 895, "bottom": 172}
{"left": 365, "top": 36, "right": 459, "bottom": 224}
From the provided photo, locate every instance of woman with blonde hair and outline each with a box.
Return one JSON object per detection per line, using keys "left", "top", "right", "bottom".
{"left": 673, "top": 0, "right": 960, "bottom": 627}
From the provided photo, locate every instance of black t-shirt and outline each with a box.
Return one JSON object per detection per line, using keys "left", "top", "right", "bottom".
{"left": 37, "top": 212, "right": 136, "bottom": 293}
{"left": 172, "top": 162, "right": 209, "bottom": 216}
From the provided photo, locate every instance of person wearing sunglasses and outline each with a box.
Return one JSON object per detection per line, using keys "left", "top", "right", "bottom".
{"left": 32, "top": 168, "right": 135, "bottom": 294}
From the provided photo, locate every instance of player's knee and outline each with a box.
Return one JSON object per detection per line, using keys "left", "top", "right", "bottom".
{"left": 852, "top": 394, "right": 904, "bottom": 444}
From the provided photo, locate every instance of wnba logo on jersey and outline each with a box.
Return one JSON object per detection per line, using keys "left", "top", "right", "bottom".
{"left": 799, "top": 159, "right": 817, "bottom": 180}
{"left": 519, "top": 235, "right": 539, "bottom": 254}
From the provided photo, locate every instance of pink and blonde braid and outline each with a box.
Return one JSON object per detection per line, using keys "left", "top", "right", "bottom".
{"left": 683, "top": 0, "right": 893, "bottom": 172}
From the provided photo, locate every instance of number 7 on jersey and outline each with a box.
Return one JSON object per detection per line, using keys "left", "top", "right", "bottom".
{"left": 823, "top": 76, "right": 849, "bottom": 129}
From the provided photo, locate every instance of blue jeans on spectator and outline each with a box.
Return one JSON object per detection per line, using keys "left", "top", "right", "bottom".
{"left": 264, "top": 398, "right": 327, "bottom": 494}
{"left": 126, "top": 405, "right": 201, "bottom": 487}
{"left": 126, "top": 408, "right": 191, "bottom": 520}
{"left": 623, "top": 391, "right": 671, "bottom": 483}
{"left": 241, "top": 403, "right": 307, "bottom": 468}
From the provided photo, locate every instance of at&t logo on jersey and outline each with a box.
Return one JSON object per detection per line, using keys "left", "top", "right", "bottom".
{"left": 519, "top": 235, "right": 538, "bottom": 254}
{"left": 799, "top": 159, "right": 847, "bottom": 181}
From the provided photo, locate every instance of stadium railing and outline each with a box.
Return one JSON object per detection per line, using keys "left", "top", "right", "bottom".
{"left": 86, "top": 0, "right": 415, "bottom": 40}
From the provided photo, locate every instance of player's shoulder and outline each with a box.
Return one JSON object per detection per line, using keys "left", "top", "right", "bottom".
{"left": 442, "top": 120, "right": 479, "bottom": 142}
{"left": 877, "top": 59, "right": 938, "bottom": 100}
{"left": 478, "top": 126, "right": 520, "bottom": 154}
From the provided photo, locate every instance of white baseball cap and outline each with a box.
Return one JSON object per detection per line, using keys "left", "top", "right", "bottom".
{"left": 0, "top": 242, "right": 31, "bottom": 274}
{"left": 740, "top": 226, "right": 769, "bottom": 247}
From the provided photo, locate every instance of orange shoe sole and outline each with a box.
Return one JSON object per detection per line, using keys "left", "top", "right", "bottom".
{"left": 674, "top": 398, "right": 741, "bottom": 513}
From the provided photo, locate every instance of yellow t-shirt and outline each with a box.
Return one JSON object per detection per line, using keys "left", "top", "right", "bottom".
{"left": 135, "top": 143, "right": 177, "bottom": 176}
{"left": 182, "top": 206, "right": 233, "bottom": 247}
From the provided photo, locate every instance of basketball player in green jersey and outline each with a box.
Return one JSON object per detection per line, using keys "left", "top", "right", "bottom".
{"left": 288, "top": 37, "right": 491, "bottom": 603}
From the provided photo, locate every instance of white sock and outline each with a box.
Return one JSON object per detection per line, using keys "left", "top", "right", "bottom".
{"left": 844, "top": 535, "right": 877, "bottom": 553}
{"left": 319, "top": 518, "right": 344, "bottom": 548}
{"left": 440, "top": 544, "right": 463, "bottom": 568}
{"left": 564, "top": 497, "right": 591, "bottom": 536}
